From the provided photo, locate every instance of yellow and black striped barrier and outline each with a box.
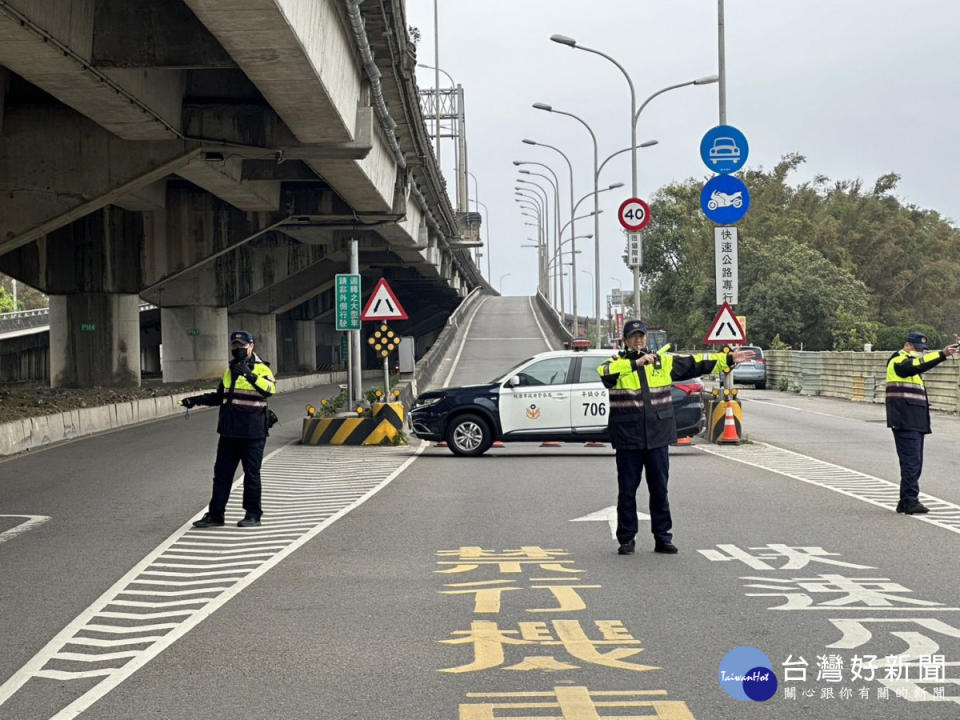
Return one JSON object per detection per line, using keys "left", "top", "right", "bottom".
{"left": 707, "top": 395, "right": 743, "bottom": 444}
{"left": 301, "top": 402, "right": 405, "bottom": 446}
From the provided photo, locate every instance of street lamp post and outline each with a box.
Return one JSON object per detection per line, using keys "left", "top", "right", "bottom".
{"left": 523, "top": 138, "right": 578, "bottom": 336}
{"left": 466, "top": 170, "right": 492, "bottom": 282}
{"left": 551, "top": 33, "right": 718, "bottom": 319}
{"left": 515, "top": 161, "right": 562, "bottom": 306}
{"left": 533, "top": 101, "right": 605, "bottom": 348}
{"left": 518, "top": 201, "right": 547, "bottom": 294}
{"left": 518, "top": 169, "right": 559, "bottom": 304}
{"left": 498, "top": 273, "right": 512, "bottom": 295}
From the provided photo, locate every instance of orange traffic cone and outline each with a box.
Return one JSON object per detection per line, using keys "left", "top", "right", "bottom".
{"left": 718, "top": 401, "right": 741, "bottom": 444}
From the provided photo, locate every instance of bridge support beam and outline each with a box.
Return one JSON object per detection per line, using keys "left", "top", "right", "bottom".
{"left": 295, "top": 320, "right": 317, "bottom": 373}
{"left": 49, "top": 293, "right": 140, "bottom": 388}
{"left": 160, "top": 306, "right": 227, "bottom": 383}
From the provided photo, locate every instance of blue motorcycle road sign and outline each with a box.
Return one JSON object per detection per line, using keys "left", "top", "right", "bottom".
{"left": 700, "top": 125, "right": 748, "bottom": 174}
{"left": 701, "top": 174, "right": 750, "bottom": 225}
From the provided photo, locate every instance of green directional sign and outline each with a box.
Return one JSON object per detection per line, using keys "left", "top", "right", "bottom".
{"left": 187, "top": 328, "right": 200, "bottom": 336}
{"left": 80, "top": 323, "right": 96, "bottom": 332}
{"left": 335, "top": 273, "right": 361, "bottom": 331}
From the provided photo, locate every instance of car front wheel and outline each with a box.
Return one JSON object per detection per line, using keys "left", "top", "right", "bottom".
{"left": 447, "top": 414, "right": 493, "bottom": 456}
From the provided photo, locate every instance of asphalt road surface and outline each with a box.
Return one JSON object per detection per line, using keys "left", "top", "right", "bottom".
{"left": 2, "top": 296, "right": 960, "bottom": 719}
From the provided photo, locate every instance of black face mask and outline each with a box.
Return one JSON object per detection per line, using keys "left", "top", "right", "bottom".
{"left": 231, "top": 347, "right": 248, "bottom": 362}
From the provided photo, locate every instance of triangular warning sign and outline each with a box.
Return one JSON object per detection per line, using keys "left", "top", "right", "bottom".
{"left": 703, "top": 302, "right": 746, "bottom": 345}
{"left": 361, "top": 278, "right": 408, "bottom": 321}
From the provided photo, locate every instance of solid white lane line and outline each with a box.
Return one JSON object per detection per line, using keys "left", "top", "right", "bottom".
{"left": 0, "top": 442, "right": 428, "bottom": 720}
{"left": 528, "top": 296, "right": 554, "bottom": 351}
{"left": 699, "top": 441, "right": 960, "bottom": 536}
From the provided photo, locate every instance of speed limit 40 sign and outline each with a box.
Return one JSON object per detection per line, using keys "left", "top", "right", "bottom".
{"left": 617, "top": 197, "right": 651, "bottom": 232}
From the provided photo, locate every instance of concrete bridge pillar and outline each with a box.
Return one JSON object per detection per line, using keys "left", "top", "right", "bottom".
{"left": 229, "top": 312, "right": 277, "bottom": 370}
{"left": 49, "top": 294, "right": 141, "bottom": 388}
{"left": 295, "top": 320, "right": 317, "bottom": 372}
{"left": 43, "top": 207, "right": 144, "bottom": 387}
{"left": 160, "top": 306, "right": 229, "bottom": 382}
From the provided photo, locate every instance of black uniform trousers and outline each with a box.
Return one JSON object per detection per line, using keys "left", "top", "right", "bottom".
{"left": 208, "top": 435, "right": 266, "bottom": 520}
{"left": 892, "top": 429, "right": 924, "bottom": 503}
{"left": 615, "top": 446, "right": 672, "bottom": 545}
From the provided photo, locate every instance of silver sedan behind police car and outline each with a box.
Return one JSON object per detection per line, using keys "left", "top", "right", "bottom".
{"left": 410, "top": 349, "right": 707, "bottom": 456}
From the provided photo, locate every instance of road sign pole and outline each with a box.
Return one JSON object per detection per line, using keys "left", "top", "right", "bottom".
{"left": 350, "top": 239, "right": 362, "bottom": 407}
{"left": 383, "top": 356, "right": 390, "bottom": 400}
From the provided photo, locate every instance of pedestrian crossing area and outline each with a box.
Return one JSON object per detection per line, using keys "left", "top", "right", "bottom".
{"left": 699, "top": 441, "right": 960, "bottom": 536}
{"left": 0, "top": 442, "right": 424, "bottom": 719}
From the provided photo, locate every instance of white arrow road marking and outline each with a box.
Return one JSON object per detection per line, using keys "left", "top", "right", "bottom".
{"left": 571, "top": 505, "right": 650, "bottom": 539}
{"left": 0, "top": 515, "right": 50, "bottom": 546}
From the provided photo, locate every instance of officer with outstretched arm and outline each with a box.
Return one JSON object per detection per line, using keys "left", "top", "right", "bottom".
{"left": 885, "top": 330, "right": 959, "bottom": 514}
{"left": 597, "top": 320, "right": 753, "bottom": 555}
{"left": 180, "top": 330, "right": 276, "bottom": 528}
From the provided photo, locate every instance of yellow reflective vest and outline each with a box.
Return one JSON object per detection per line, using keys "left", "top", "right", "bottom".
{"left": 885, "top": 349, "right": 945, "bottom": 433}
{"left": 597, "top": 350, "right": 730, "bottom": 449}
{"left": 189, "top": 355, "right": 276, "bottom": 438}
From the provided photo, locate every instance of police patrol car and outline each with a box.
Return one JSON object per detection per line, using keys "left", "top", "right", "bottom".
{"left": 410, "top": 348, "right": 706, "bottom": 456}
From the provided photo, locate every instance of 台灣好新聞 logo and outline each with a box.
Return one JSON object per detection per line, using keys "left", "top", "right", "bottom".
{"left": 718, "top": 646, "right": 778, "bottom": 702}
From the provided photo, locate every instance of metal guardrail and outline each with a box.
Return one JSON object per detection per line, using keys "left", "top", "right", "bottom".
{"left": 0, "top": 303, "right": 156, "bottom": 336}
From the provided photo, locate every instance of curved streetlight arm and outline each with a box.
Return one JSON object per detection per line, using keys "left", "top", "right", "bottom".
{"left": 517, "top": 178, "right": 550, "bottom": 209}
{"left": 416, "top": 63, "right": 455, "bottom": 87}
{"left": 515, "top": 193, "right": 543, "bottom": 215}
{"left": 572, "top": 184, "right": 624, "bottom": 215}
{"left": 558, "top": 210, "right": 601, "bottom": 238}
{"left": 633, "top": 75, "right": 718, "bottom": 126}
{"left": 519, "top": 169, "right": 558, "bottom": 195}
{"left": 597, "top": 141, "right": 659, "bottom": 180}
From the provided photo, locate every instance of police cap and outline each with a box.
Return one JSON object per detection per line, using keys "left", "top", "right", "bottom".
{"left": 623, "top": 320, "right": 647, "bottom": 338}
{"left": 230, "top": 330, "right": 254, "bottom": 345}
{"left": 905, "top": 331, "right": 929, "bottom": 350}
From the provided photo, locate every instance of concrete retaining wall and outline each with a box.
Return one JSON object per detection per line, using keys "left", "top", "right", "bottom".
{"left": 766, "top": 350, "right": 960, "bottom": 412}
{"left": 535, "top": 291, "right": 573, "bottom": 347}
{"left": 0, "top": 368, "right": 379, "bottom": 457}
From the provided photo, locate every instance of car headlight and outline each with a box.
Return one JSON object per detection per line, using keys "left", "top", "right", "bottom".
{"left": 412, "top": 397, "right": 442, "bottom": 411}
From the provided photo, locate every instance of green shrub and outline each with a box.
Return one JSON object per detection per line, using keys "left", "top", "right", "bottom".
{"left": 875, "top": 324, "right": 941, "bottom": 351}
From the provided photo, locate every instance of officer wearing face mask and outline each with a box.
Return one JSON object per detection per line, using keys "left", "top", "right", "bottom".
{"left": 598, "top": 320, "right": 753, "bottom": 556}
{"left": 180, "top": 330, "right": 276, "bottom": 528}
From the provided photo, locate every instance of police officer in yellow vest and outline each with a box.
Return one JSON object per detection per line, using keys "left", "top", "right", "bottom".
{"left": 598, "top": 320, "right": 753, "bottom": 555}
{"left": 885, "top": 331, "right": 958, "bottom": 514}
{"left": 181, "top": 330, "right": 277, "bottom": 528}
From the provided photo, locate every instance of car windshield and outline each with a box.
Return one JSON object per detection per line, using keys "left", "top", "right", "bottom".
{"left": 489, "top": 357, "right": 537, "bottom": 383}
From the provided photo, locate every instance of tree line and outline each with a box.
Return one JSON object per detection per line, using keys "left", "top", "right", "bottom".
{"left": 636, "top": 154, "right": 960, "bottom": 351}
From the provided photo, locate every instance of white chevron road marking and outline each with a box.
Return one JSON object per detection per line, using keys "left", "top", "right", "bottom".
{"left": 0, "top": 442, "right": 426, "bottom": 719}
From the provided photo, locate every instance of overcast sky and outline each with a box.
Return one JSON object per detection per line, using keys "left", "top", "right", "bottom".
{"left": 404, "top": 1, "right": 960, "bottom": 314}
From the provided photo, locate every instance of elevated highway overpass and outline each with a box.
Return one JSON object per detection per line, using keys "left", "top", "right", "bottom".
{"left": 0, "top": 0, "right": 487, "bottom": 388}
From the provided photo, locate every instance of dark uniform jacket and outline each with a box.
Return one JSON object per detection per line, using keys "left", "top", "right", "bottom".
{"left": 598, "top": 349, "right": 729, "bottom": 449}
{"left": 189, "top": 354, "right": 277, "bottom": 439}
{"left": 885, "top": 349, "right": 946, "bottom": 433}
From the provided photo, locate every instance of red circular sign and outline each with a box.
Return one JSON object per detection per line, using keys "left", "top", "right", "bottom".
{"left": 618, "top": 198, "right": 651, "bottom": 232}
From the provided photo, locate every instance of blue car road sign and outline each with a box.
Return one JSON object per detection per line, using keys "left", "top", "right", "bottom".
{"left": 701, "top": 175, "right": 750, "bottom": 225}
{"left": 700, "top": 125, "right": 748, "bottom": 174}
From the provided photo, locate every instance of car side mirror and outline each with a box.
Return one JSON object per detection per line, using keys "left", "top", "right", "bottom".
{"left": 507, "top": 375, "right": 521, "bottom": 387}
